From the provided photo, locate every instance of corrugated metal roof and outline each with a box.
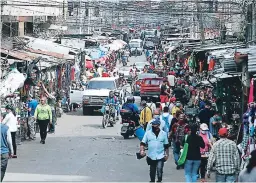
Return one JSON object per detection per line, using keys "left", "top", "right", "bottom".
{"left": 22, "top": 36, "right": 73, "bottom": 55}
{"left": 26, "top": 48, "right": 65, "bottom": 59}
{"left": 248, "top": 53, "right": 256, "bottom": 74}
{"left": 194, "top": 44, "right": 246, "bottom": 52}
{"left": 236, "top": 46, "right": 256, "bottom": 54}
{"left": 0, "top": 48, "right": 35, "bottom": 61}
{"left": 26, "top": 48, "right": 74, "bottom": 60}
{"left": 223, "top": 59, "right": 240, "bottom": 72}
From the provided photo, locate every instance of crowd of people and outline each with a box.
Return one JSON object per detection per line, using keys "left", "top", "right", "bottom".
{"left": 134, "top": 49, "right": 256, "bottom": 182}
{"left": 1, "top": 89, "right": 57, "bottom": 181}
{"left": 1, "top": 39, "right": 256, "bottom": 183}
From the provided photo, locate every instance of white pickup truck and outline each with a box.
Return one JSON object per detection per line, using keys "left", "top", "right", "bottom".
{"left": 82, "top": 77, "right": 125, "bottom": 115}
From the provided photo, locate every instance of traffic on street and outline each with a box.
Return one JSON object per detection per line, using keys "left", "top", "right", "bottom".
{"left": 1, "top": 1, "right": 256, "bottom": 183}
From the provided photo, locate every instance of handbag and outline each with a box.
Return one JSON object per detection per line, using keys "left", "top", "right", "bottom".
{"left": 177, "top": 135, "right": 189, "bottom": 166}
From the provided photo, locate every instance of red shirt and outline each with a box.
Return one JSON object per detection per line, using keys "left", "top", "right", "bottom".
{"left": 102, "top": 72, "right": 109, "bottom": 77}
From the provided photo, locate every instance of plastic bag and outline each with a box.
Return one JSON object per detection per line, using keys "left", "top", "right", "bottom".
{"left": 178, "top": 135, "right": 188, "bottom": 166}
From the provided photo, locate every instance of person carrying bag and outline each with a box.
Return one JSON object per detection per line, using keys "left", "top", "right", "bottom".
{"left": 178, "top": 134, "right": 189, "bottom": 166}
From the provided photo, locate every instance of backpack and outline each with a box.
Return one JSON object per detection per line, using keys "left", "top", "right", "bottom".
{"left": 147, "top": 103, "right": 153, "bottom": 114}
{"left": 175, "top": 123, "right": 186, "bottom": 146}
{"left": 161, "top": 114, "right": 170, "bottom": 132}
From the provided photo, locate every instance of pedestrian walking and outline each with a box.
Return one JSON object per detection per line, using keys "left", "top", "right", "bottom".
{"left": 198, "top": 123, "right": 214, "bottom": 182}
{"left": 1, "top": 123, "right": 14, "bottom": 182}
{"left": 209, "top": 111, "right": 222, "bottom": 140}
{"left": 184, "top": 125, "right": 205, "bottom": 183}
{"left": 169, "top": 113, "right": 189, "bottom": 169}
{"left": 27, "top": 95, "right": 38, "bottom": 139}
{"left": 34, "top": 97, "right": 52, "bottom": 144}
{"left": 207, "top": 128, "right": 240, "bottom": 182}
{"left": 238, "top": 149, "right": 256, "bottom": 182}
{"left": 198, "top": 101, "right": 213, "bottom": 127}
{"left": 140, "top": 100, "right": 153, "bottom": 130}
{"left": 140, "top": 119, "right": 169, "bottom": 182}
{"left": 146, "top": 110, "right": 168, "bottom": 132}
{"left": 160, "top": 106, "right": 173, "bottom": 133}
{"left": 2, "top": 105, "right": 18, "bottom": 158}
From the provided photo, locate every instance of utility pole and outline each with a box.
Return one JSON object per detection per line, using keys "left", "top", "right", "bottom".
{"left": 79, "top": 0, "right": 82, "bottom": 34}
{"left": 196, "top": 0, "right": 205, "bottom": 44}
{"left": 252, "top": 0, "right": 256, "bottom": 41}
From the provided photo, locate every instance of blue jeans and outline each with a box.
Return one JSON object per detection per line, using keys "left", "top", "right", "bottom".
{"left": 1, "top": 153, "right": 9, "bottom": 182}
{"left": 216, "top": 173, "right": 236, "bottom": 183}
{"left": 172, "top": 142, "right": 180, "bottom": 165}
{"left": 49, "top": 110, "right": 56, "bottom": 132}
{"left": 184, "top": 160, "right": 201, "bottom": 183}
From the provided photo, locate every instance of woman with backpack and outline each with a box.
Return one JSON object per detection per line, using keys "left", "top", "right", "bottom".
{"left": 184, "top": 124, "right": 205, "bottom": 182}
{"left": 160, "top": 106, "right": 173, "bottom": 133}
{"left": 198, "top": 123, "right": 214, "bottom": 183}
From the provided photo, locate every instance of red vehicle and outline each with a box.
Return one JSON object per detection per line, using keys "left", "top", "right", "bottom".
{"left": 132, "top": 73, "right": 158, "bottom": 96}
{"left": 140, "top": 77, "right": 164, "bottom": 102}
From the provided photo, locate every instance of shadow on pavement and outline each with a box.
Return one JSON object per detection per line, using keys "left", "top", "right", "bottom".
{"left": 65, "top": 109, "right": 103, "bottom": 116}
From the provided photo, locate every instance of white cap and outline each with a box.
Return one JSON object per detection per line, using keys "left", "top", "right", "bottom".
{"left": 200, "top": 123, "right": 209, "bottom": 131}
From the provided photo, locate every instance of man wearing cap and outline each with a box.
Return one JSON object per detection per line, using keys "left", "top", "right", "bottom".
{"left": 140, "top": 118, "right": 169, "bottom": 182}
{"left": 146, "top": 110, "right": 168, "bottom": 133}
{"left": 206, "top": 128, "right": 240, "bottom": 182}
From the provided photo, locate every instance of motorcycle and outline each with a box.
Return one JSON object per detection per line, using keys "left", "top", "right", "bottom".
{"left": 120, "top": 109, "right": 136, "bottom": 139}
{"left": 122, "top": 56, "right": 128, "bottom": 66}
{"left": 102, "top": 103, "right": 116, "bottom": 128}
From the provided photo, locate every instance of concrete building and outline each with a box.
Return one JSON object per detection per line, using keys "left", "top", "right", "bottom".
{"left": 1, "top": 0, "right": 67, "bottom": 37}
{"left": 66, "top": 0, "right": 105, "bottom": 34}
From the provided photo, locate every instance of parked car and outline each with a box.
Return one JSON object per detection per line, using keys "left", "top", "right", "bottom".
{"left": 132, "top": 73, "right": 158, "bottom": 96}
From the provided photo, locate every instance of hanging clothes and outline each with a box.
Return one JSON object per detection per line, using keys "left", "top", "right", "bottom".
{"left": 199, "top": 60, "right": 204, "bottom": 73}
{"left": 248, "top": 79, "right": 254, "bottom": 103}
{"left": 70, "top": 67, "right": 75, "bottom": 81}
{"left": 208, "top": 58, "right": 215, "bottom": 71}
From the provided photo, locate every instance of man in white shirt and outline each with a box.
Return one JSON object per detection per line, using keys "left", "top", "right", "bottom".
{"left": 2, "top": 105, "right": 17, "bottom": 158}
{"left": 167, "top": 73, "right": 176, "bottom": 87}
{"left": 160, "top": 106, "right": 173, "bottom": 133}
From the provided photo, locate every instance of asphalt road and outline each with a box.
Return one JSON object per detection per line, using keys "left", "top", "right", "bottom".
{"left": 4, "top": 55, "right": 195, "bottom": 182}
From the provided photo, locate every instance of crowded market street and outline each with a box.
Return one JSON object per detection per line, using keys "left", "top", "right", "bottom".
{"left": 4, "top": 55, "right": 187, "bottom": 182}
{"left": 1, "top": 1, "right": 256, "bottom": 183}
